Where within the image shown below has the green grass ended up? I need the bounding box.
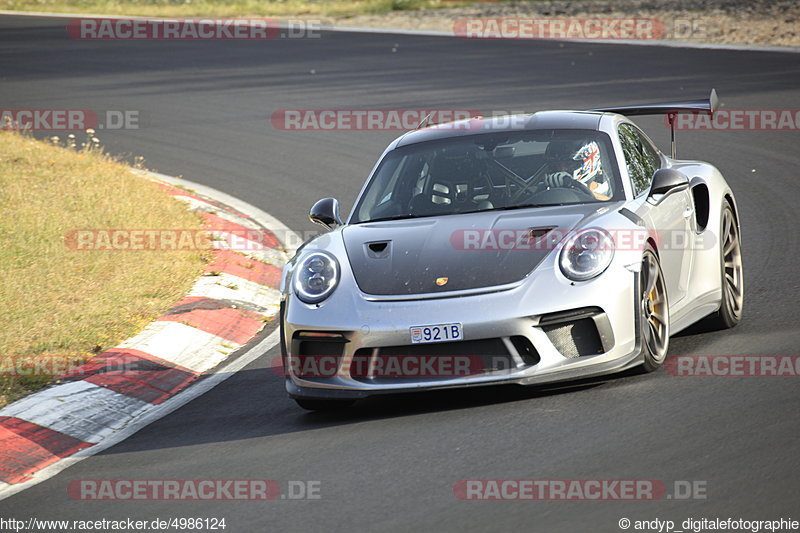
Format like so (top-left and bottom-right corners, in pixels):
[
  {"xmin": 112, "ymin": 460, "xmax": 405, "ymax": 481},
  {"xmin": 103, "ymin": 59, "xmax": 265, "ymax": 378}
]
[{"xmin": 0, "ymin": 131, "xmax": 209, "ymax": 407}]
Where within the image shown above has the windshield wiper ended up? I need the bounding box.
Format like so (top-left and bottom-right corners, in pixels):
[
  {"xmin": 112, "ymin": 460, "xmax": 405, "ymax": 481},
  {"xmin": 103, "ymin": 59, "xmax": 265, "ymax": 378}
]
[
  {"xmin": 485, "ymin": 203, "xmax": 569, "ymax": 212},
  {"xmin": 363, "ymin": 204, "xmax": 569, "ymax": 222}
]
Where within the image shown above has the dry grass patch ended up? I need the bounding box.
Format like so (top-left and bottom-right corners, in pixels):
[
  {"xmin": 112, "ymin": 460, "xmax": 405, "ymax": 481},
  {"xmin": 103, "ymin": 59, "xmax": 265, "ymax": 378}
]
[
  {"xmin": 0, "ymin": 131, "xmax": 208, "ymax": 407},
  {"xmin": 0, "ymin": 0, "xmax": 478, "ymax": 18}
]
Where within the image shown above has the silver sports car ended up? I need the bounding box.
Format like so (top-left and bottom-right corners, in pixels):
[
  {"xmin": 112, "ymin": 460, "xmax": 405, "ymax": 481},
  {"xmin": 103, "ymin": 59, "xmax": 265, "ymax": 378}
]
[{"xmin": 279, "ymin": 90, "xmax": 743, "ymax": 410}]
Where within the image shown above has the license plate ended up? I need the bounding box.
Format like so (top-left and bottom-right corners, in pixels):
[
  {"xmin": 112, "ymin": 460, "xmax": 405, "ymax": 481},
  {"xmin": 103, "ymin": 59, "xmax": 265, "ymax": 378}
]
[{"xmin": 410, "ymin": 323, "xmax": 463, "ymax": 344}]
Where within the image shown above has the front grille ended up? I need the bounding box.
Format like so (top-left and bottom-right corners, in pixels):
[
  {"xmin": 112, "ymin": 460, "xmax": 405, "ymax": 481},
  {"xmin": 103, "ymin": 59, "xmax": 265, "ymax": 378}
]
[
  {"xmin": 351, "ymin": 338, "xmax": 536, "ymax": 382},
  {"xmin": 376, "ymin": 338, "xmax": 509, "ymax": 357}
]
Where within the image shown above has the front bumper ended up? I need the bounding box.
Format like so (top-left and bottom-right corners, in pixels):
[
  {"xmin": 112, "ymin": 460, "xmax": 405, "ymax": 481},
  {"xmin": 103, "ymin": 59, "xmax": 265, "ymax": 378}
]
[{"xmin": 282, "ymin": 262, "xmax": 643, "ymax": 400}]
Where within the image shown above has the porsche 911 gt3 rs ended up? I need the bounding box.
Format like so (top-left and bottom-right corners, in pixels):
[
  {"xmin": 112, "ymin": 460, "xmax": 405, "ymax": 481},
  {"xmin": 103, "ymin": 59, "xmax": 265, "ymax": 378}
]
[{"xmin": 278, "ymin": 89, "xmax": 743, "ymax": 410}]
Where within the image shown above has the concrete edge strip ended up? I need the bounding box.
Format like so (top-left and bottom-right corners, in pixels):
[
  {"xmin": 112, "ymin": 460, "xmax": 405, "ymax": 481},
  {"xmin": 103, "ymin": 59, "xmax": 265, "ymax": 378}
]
[
  {"xmin": 0, "ymin": 170, "xmax": 299, "ymax": 498},
  {"xmin": 0, "ymin": 10, "xmax": 797, "ymax": 55}
]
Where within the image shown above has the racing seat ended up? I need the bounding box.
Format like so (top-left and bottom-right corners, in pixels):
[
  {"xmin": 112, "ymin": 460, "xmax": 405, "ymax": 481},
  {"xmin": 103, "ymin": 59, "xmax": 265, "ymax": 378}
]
[{"xmin": 409, "ymin": 183, "xmax": 454, "ymax": 216}]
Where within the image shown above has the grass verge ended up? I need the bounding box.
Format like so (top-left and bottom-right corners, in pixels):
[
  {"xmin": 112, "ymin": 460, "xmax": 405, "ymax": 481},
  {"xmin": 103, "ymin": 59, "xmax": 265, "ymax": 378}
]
[
  {"xmin": 0, "ymin": 131, "xmax": 208, "ymax": 408},
  {"xmin": 0, "ymin": 0, "xmax": 486, "ymax": 18}
]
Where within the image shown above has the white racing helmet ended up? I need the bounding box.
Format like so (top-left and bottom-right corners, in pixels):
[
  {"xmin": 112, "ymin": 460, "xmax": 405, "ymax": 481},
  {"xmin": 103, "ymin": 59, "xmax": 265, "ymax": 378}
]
[
  {"xmin": 546, "ymin": 140, "xmax": 602, "ymax": 183},
  {"xmin": 571, "ymin": 141, "xmax": 602, "ymax": 184},
  {"xmin": 545, "ymin": 139, "xmax": 607, "ymax": 195}
]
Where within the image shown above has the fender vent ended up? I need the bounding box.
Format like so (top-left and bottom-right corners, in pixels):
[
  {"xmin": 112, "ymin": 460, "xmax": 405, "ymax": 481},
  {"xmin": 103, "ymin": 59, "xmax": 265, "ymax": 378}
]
[{"xmin": 691, "ymin": 183, "xmax": 710, "ymax": 231}]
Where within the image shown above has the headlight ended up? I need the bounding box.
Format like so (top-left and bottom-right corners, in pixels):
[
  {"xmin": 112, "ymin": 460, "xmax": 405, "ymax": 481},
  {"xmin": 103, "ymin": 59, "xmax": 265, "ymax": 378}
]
[
  {"xmin": 559, "ymin": 228, "xmax": 614, "ymax": 281},
  {"xmin": 293, "ymin": 251, "xmax": 340, "ymax": 303}
]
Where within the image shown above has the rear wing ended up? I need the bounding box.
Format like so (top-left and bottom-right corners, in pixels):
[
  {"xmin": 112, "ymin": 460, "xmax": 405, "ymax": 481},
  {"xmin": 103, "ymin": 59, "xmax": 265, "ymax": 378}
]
[{"xmin": 591, "ymin": 89, "xmax": 718, "ymax": 158}]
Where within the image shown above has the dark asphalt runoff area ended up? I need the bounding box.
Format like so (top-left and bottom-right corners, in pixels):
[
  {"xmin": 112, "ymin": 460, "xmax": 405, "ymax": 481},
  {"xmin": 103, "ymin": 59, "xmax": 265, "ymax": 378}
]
[{"xmin": 0, "ymin": 14, "xmax": 799, "ymax": 532}]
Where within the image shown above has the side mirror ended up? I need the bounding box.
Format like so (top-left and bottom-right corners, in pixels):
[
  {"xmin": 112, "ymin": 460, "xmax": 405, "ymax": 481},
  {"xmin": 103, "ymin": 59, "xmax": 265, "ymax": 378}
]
[
  {"xmin": 649, "ymin": 168, "xmax": 689, "ymax": 198},
  {"xmin": 309, "ymin": 197, "xmax": 342, "ymax": 230}
]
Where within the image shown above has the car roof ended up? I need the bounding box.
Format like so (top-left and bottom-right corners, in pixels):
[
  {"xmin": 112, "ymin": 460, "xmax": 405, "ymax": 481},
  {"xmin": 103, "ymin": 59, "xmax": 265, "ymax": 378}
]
[{"xmin": 395, "ymin": 110, "xmax": 605, "ymax": 147}]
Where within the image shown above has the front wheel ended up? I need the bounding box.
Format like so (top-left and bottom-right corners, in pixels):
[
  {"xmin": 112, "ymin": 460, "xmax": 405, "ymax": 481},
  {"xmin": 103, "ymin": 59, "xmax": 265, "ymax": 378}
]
[{"xmin": 640, "ymin": 248, "xmax": 670, "ymax": 372}]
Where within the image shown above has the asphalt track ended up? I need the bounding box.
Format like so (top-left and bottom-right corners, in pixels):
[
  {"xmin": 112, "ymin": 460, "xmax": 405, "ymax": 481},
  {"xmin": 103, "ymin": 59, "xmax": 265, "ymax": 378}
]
[{"xmin": 1, "ymin": 14, "xmax": 799, "ymax": 531}]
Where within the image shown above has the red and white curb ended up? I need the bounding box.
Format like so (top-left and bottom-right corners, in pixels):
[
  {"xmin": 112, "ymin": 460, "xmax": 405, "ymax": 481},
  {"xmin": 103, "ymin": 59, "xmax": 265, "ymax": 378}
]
[{"xmin": 0, "ymin": 171, "xmax": 298, "ymax": 499}]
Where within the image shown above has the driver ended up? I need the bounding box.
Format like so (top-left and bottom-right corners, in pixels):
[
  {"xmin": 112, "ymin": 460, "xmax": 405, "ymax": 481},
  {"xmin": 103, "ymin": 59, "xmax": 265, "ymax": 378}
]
[{"xmin": 542, "ymin": 140, "xmax": 611, "ymax": 201}]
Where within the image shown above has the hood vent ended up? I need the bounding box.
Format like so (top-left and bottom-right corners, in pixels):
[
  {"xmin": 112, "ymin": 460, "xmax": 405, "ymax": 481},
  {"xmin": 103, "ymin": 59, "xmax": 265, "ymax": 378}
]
[{"xmin": 366, "ymin": 241, "xmax": 391, "ymax": 259}]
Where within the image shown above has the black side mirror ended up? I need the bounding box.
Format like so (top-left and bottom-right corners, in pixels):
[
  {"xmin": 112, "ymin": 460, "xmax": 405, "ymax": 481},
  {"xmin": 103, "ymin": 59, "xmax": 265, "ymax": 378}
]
[
  {"xmin": 649, "ymin": 168, "xmax": 689, "ymax": 198},
  {"xmin": 309, "ymin": 198, "xmax": 342, "ymax": 230}
]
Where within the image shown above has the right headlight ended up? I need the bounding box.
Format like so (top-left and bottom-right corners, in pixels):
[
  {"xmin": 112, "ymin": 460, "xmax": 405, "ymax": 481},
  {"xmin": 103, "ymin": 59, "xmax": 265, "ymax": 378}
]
[
  {"xmin": 293, "ymin": 251, "xmax": 340, "ymax": 304},
  {"xmin": 559, "ymin": 228, "xmax": 615, "ymax": 281}
]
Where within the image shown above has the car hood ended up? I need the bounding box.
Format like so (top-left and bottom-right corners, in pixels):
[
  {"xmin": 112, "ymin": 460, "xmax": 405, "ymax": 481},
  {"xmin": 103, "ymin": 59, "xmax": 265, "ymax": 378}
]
[{"xmin": 342, "ymin": 204, "xmax": 616, "ymax": 296}]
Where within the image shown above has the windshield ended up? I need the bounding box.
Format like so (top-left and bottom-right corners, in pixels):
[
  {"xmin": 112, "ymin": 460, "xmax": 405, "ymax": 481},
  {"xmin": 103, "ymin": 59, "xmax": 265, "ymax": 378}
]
[{"xmin": 351, "ymin": 129, "xmax": 622, "ymax": 224}]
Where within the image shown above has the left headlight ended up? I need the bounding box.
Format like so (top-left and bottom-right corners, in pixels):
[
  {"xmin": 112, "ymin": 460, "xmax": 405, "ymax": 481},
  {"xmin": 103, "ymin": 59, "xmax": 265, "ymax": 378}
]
[
  {"xmin": 293, "ymin": 251, "xmax": 340, "ymax": 304},
  {"xmin": 559, "ymin": 228, "xmax": 615, "ymax": 281}
]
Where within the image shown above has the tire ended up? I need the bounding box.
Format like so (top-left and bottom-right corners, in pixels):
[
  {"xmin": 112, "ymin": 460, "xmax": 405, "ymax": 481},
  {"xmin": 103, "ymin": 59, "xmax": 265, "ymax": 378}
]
[
  {"xmin": 698, "ymin": 203, "xmax": 744, "ymax": 330},
  {"xmin": 640, "ymin": 247, "xmax": 670, "ymax": 372},
  {"xmin": 295, "ymin": 398, "xmax": 355, "ymax": 411}
]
